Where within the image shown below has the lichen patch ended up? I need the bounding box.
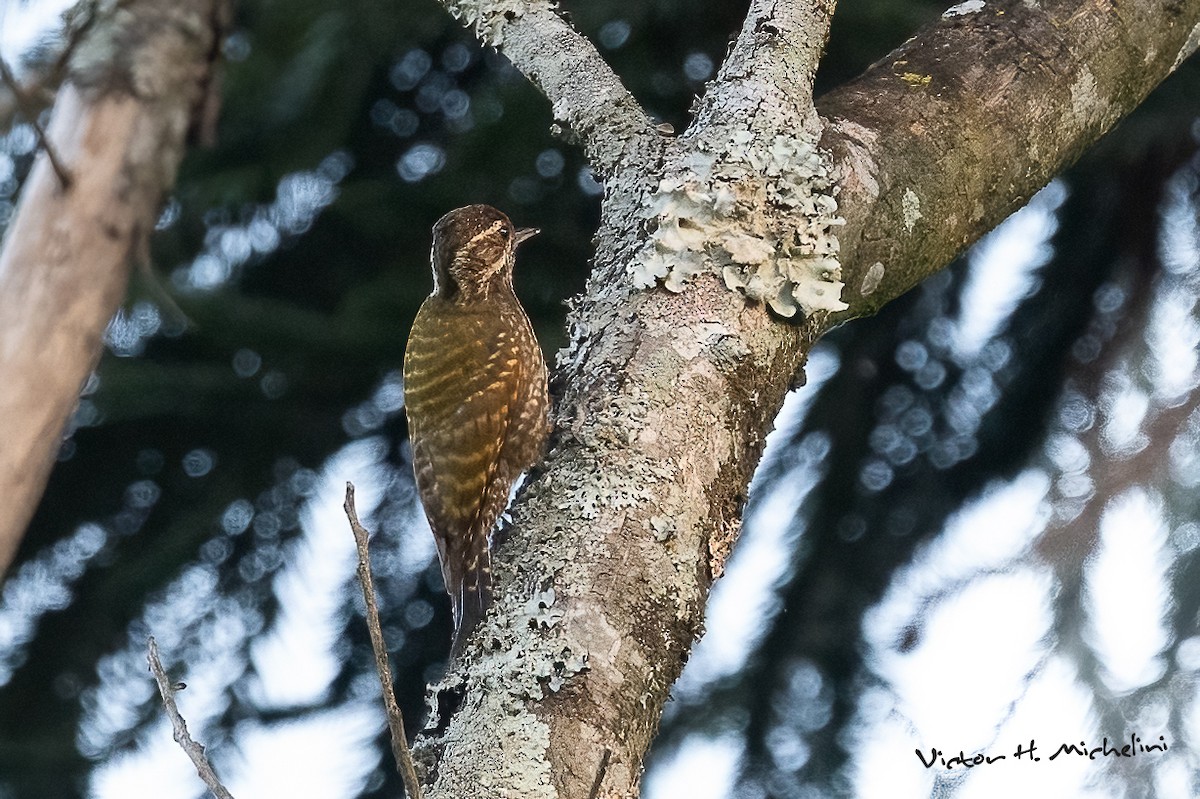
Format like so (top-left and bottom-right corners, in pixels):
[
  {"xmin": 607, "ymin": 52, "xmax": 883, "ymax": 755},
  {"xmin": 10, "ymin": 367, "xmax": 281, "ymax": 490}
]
[
  {"xmin": 900, "ymin": 72, "xmax": 932, "ymax": 87},
  {"xmin": 943, "ymin": 0, "xmax": 986, "ymax": 17},
  {"xmin": 902, "ymin": 189, "xmax": 922, "ymax": 232},
  {"xmin": 1067, "ymin": 67, "xmax": 1103, "ymax": 131},
  {"xmin": 443, "ymin": 0, "xmax": 528, "ymax": 47},
  {"xmin": 670, "ymin": 321, "xmax": 735, "ymax": 360},
  {"xmin": 629, "ymin": 132, "xmax": 846, "ymax": 318},
  {"xmin": 861, "ymin": 262, "xmax": 886, "ymax": 296}
]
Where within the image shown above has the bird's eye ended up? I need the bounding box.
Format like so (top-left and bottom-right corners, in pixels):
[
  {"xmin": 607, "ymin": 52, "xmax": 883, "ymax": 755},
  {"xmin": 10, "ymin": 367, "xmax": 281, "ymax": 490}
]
[{"xmin": 498, "ymin": 227, "xmax": 510, "ymax": 239}]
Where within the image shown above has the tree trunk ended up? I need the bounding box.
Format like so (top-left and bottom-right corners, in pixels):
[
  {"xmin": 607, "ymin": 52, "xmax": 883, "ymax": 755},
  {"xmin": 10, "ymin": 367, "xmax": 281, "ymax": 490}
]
[
  {"xmin": 0, "ymin": 0, "xmax": 224, "ymax": 576},
  {"xmin": 414, "ymin": 0, "xmax": 1200, "ymax": 797}
]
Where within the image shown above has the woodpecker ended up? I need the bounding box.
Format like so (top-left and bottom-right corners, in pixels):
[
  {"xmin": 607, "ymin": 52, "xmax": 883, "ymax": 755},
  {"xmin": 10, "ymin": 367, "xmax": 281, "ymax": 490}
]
[{"xmin": 403, "ymin": 205, "xmax": 551, "ymax": 654}]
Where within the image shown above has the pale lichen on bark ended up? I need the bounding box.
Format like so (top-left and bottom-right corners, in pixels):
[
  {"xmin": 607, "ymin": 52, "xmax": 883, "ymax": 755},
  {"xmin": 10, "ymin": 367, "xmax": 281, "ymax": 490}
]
[
  {"xmin": 627, "ymin": 0, "xmax": 845, "ymax": 319},
  {"xmin": 943, "ymin": 0, "xmax": 987, "ymax": 17},
  {"xmin": 439, "ymin": 0, "xmax": 530, "ymax": 47},
  {"xmin": 417, "ymin": 586, "xmax": 587, "ymax": 799},
  {"xmin": 630, "ymin": 132, "xmax": 846, "ymax": 318}
]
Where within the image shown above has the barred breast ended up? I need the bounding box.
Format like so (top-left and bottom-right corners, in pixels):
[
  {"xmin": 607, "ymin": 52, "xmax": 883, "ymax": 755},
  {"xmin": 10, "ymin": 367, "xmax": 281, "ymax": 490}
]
[{"xmin": 403, "ymin": 290, "xmax": 549, "ymax": 642}]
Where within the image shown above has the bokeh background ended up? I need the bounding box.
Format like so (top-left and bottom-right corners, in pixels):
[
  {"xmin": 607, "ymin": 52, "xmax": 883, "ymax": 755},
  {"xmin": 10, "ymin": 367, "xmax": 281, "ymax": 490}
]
[{"xmin": 2, "ymin": 0, "xmax": 1199, "ymax": 797}]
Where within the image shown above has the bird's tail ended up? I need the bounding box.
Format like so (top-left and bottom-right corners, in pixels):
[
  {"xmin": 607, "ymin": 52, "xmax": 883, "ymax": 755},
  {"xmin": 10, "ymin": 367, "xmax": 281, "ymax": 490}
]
[{"xmin": 450, "ymin": 548, "xmax": 493, "ymax": 658}]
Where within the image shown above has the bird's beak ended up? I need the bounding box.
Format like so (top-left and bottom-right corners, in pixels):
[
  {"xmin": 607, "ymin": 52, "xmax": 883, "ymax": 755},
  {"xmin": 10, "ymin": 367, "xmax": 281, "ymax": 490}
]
[{"xmin": 514, "ymin": 227, "xmax": 539, "ymax": 246}]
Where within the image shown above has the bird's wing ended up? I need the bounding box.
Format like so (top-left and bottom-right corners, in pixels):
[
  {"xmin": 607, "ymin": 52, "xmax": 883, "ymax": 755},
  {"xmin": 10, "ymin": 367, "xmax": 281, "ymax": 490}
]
[{"xmin": 404, "ymin": 303, "xmax": 521, "ymax": 625}]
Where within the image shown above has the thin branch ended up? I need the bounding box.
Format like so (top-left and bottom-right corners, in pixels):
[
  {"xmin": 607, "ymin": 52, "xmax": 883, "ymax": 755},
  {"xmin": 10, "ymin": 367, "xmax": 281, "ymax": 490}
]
[
  {"xmin": 0, "ymin": 57, "xmax": 72, "ymax": 189},
  {"xmin": 343, "ymin": 482, "xmax": 424, "ymax": 799},
  {"xmin": 146, "ymin": 636, "xmax": 235, "ymax": 799},
  {"xmin": 437, "ymin": 0, "xmax": 659, "ymax": 178}
]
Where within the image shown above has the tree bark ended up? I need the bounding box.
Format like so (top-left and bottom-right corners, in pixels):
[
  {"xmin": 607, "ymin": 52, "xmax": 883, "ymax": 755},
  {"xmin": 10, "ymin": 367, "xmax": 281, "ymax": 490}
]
[
  {"xmin": 414, "ymin": 0, "xmax": 1200, "ymax": 797},
  {"xmin": 821, "ymin": 0, "xmax": 1200, "ymax": 315},
  {"xmin": 0, "ymin": 0, "xmax": 224, "ymax": 576}
]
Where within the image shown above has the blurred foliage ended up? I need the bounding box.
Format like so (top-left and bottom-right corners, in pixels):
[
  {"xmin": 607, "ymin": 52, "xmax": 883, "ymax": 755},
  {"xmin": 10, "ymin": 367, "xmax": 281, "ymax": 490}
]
[{"xmin": 0, "ymin": 0, "xmax": 1198, "ymax": 797}]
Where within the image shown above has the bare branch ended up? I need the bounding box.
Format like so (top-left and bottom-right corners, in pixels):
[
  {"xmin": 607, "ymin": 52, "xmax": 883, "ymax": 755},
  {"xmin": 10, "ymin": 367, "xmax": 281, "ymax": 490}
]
[
  {"xmin": 343, "ymin": 482, "xmax": 424, "ymax": 799},
  {"xmin": 146, "ymin": 636, "xmax": 235, "ymax": 799},
  {"xmin": 436, "ymin": 0, "xmax": 659, "ymax": 178}
]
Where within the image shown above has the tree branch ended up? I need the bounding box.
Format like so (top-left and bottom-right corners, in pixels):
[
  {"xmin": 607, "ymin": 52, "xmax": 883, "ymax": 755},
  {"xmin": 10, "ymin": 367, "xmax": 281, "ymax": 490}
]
[
  {"xmin": 147, "ymin": 636, "xmax": 235, "ymax": 799},
  {"xmin": 820, "ymin": 0, "xmax": 1200, "ymax": 317},
  {"xmin": 436, "ymin": 0, "xmax": 659, "ymax": 178},
  {"xmin": 342, "ymin": 482, "xmax": 424, "ymax": 799},
  {"xmin": 693, "ymin": 0, "xmax": 837, "ymax": 138},
  {"xmin": 413, "ymin": 0, "xmax": 1200, "ymax": 796},
  {"xmin": 0, "ymin": 0, "xmax": 222, "ymax": 577}
]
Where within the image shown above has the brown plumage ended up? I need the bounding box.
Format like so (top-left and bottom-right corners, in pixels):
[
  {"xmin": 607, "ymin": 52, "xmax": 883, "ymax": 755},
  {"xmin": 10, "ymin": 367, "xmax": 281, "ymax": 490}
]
[{"xmin": 403, "ymin": 205, "xmax": 551, "ymax": 653}]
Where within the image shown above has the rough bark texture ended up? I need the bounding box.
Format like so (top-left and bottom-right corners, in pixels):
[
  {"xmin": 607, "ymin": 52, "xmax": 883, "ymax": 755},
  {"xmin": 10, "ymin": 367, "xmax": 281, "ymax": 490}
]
[
  {"xmin": 439, "ymin": 0, "xmax": 660, "ymax": 178},
  {"xmin": 821, "ymin": 0, "xmax": 1200, "ymax": 316},
  {"xmin": 415, "ymin": 0, "xmax": 1200, "ymax": 797},
  {"xmin": 0, "ymin": 0, "xmax": 223, "ymax": 577}
]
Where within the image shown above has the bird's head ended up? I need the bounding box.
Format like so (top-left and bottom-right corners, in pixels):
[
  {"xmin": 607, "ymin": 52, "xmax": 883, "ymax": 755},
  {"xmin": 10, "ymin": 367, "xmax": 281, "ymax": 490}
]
[{"xmin": 429, "ymin": 204, "xmax": 538, "ymax": 301}]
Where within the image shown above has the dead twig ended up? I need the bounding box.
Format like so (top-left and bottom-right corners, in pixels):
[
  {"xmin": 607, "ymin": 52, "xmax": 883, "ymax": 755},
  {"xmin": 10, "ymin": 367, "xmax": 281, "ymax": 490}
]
[
  {"xmin": 343, "ymin": 481, "xmax": 424, "ymax": 799},
  {"xmin": 146, "ymin": 636, "xmax": 235, "ymax": 799}
]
